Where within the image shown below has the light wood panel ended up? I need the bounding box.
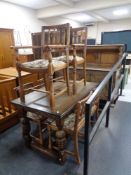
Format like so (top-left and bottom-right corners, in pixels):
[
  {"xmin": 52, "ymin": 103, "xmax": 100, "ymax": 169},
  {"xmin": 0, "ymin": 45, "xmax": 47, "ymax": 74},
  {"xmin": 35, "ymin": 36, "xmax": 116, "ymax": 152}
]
[{"xmin": 0, "ymin": 28, "xmax": 15, "ymax": 68}]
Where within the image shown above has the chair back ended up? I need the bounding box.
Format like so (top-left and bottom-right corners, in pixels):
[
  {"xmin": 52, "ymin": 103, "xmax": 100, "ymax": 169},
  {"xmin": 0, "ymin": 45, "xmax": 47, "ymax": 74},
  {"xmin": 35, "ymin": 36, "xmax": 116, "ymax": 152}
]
[
  {"xmin": 74, "ymin": 91, "xmax": 93, "ymax": 131},
  {"xmin": 71, "ymin": 27, "xmax": 87, "ymax": 45},
  {"xmin": 41, "ymin": 23, "xmax": 70, "ymax": 46}
]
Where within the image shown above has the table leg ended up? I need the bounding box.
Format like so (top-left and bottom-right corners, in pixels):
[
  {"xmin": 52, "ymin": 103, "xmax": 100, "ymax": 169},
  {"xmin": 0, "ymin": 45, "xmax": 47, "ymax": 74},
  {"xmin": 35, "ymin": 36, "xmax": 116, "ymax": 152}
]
[
  {"xmin": 55, "ymin": 119, "xmax": 66, "ymax": 164},
  {"xmin": 20, "ymin": 110, "xmax": 31, "ymax": 147}
]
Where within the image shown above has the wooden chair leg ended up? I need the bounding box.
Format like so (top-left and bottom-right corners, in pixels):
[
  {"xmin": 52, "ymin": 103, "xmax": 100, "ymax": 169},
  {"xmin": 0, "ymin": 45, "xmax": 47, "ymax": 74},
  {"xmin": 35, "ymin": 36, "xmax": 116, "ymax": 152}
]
[
  {"xmin": 83, "ymin": 62, "xmax": 86, "ymax": 86},
  {"xmin": 72, "ymin": 60, "xmax": 77, "ymax": 95},
  {"xmin": 73, "ymin": 134, "xmax": 80, "ymax": 164},
  {"xmin": 66, "ymin": 68, "xmax": 71, "ymax": 95},
  {"xmin": 47, "ymin": 125, "xmax": 52, "ymax": 150},
  {"xmin": 39, "ymin": 121, "xmax": 44, "ymax": 145}
]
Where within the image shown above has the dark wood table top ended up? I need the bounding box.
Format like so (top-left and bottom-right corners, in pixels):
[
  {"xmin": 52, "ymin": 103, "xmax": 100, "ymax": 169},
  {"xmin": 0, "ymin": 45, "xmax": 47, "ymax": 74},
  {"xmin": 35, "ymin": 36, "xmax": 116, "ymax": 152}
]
[{"xmin": 11, "ymin": 82, "xmax": 97, "ymax": 119}]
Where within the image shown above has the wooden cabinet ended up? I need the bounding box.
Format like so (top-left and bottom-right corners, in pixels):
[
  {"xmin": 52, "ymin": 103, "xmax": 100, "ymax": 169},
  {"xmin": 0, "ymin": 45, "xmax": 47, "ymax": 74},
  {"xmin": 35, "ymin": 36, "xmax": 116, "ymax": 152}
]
[
  {"xmin": 69, "ymin": 67, "xmax": 120, "ymax": 100},
  {"xmin": 0, "ymin": 67, "xmax": 40, "ymax": 132},
  {"xmin": 86, "ymin": 44, "xmax": 125, "ymax": 68},
  {"xmin": 0, "ymin": 67, "xmax": 38, "ymax": 86},
  {"xmin": 31, "ymin": 32, "xmax": 41, "ymax": 59},
  {"xmin": 0, "ymin": 75, "xmax": 18, "ymax": 133},
  {"xmin": 17, "ymin": 54, "xmax": 33, "ymax": 63},
  {"xmin": 0, "ymin": 28, "xmax": 15, "ymax": 68},
  {"xmin": 70, "ymin": 44, "xmax": 124, "ymax": 101}
]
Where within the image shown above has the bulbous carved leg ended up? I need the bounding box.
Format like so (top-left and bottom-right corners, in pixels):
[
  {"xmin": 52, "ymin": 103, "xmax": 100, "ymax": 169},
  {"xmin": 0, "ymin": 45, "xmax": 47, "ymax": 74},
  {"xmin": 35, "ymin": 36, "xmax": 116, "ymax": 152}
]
[{"xmin": 55, "ymin": 119, "xmax": 66, "ymax": 164}]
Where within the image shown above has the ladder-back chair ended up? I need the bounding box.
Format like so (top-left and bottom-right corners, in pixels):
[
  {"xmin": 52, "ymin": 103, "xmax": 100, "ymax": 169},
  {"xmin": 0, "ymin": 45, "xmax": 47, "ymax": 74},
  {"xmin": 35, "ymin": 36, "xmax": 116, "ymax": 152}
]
[
  {"xmin": 16, "ymin": 23, "xmax": 71, "ymax": 111},
  {"xmin": 41, "ymin": 23, "xmax": 71, "ymax": 98},
  {"xmin": 14, "ymin": 82, "xmax": 48, "ymax": 146},
  {"xmin": 70, "ymin": 27, "xmax": 87, "ymax": 94},
  {"xmin": 48, "ymin": 90, "xmax": 99, "ymax": 164}
]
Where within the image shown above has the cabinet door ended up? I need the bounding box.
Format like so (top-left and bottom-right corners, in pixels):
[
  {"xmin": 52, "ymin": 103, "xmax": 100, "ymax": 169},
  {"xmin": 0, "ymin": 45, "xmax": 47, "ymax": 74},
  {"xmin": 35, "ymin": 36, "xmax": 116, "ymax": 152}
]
[
  {"xmin": 100, "ymin": 53, "xmax": 119, "ymax": 68},
  {"xmin": 0, "ymin": 29, "xmax": 15, "ymax": 68}
]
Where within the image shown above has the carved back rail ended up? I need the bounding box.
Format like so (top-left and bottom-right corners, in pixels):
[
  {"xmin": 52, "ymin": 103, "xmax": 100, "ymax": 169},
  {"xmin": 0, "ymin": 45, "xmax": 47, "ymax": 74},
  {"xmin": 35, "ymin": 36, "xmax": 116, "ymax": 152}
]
[
  {"xmin": 41, "ymin": 23, "xmax": 70, "ymax": 46},
  {"xmin": 71, "ymin": 27, "xmax": 87, "ymax": 45}
]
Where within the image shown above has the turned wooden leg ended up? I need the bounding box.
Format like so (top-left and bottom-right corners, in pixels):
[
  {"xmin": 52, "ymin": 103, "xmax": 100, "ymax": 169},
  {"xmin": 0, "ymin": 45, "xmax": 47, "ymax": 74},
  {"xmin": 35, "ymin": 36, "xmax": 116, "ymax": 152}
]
[
  {"xmin": 72, "ymin": 45, "xmax": 77, "ymax": 95},
  {"xmin": 65, "ymin": 68, "xmax": 70, "ymax": 96},
  {"xmin": 38, "ymin": 121, "xmax": 44, "ymax": 145},
  {"xmin": 45, "ymin": 46, "xmax": 55, "ymax": 110},
  {"xmin": 65, "ymin": 47, "xmax": 70, "ymax": 96},
  {"xmin": 83, "ymin": 46, "xmax": 86, "ymax": 86},
  {"xmin": 20, "ymin": 110, "xmax": 31, "ymax": 148},
  {"xmin": 55, "ymin": 119, "xmax": 66, "ymax": 164},
  {"xmin": 73, "ymin": 65, "xmax": 77, "ymax": 95},
  {"xmin": 83, "ymin": 62, "xmax": 86, "ymax": 86}
]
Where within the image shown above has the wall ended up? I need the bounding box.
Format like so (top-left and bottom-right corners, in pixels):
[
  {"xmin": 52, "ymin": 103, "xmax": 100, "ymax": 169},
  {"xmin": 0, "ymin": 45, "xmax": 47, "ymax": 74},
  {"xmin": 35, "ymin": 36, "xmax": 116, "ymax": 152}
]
[
  {"xmin": 0, "ymin": 1, "xmax": 82, "ymax": 54},
  {"xmin": 0, "ymin": 1, "xmax": 45, "ymax": 46},
  {"xmin": 1, "ymin": 1, "xmax": 131, "ymax": 46},
  {"xmin": 87, "ymin": 18, "xmax": 131, "ymax": 44},
  {"xmin": 42, "ymin": 17, "xmax": 82, "ymax": 28},
  {"xmin": 43, "ymin": 17, "xmax": 131, "ymax": 45}
]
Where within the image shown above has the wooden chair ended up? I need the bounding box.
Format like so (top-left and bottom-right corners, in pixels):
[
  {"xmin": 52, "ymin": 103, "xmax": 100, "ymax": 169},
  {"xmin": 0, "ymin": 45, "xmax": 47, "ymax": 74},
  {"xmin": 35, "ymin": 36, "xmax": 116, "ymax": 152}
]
[
  {"xmin": 15, "ymin": 82, "xmax": 48, "ymax": 146},
  {"xmin": 48, "ymin": 90, "xmax": 99, "ymax": 164},
  {"xmin": 16, "ymin": 23, "xmax": 71, "ymax": 111},
  {"xmin": 41, "ymin": 23, "xmax": 71, "ymax": 95},
  {"xmin": 70, "ymin": 27, "xmax": 87, "ymax": 94},
  {"xmin": 52, "ymin": 26, "xmax": 88, "ymax": 94},
  {"xmin": 31, "ymin": 26, "xmax": 87, "ymax": 95}
]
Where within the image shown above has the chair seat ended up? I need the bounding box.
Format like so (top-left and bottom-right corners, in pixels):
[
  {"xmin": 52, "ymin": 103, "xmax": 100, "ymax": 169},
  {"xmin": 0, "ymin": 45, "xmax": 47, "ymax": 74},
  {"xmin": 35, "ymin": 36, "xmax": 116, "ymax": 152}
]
[
  {"xmin": 64, "ymin": 104, "xmax": 97, "ymax": 129},
  {"xmin": 64, "ymin": 113, "xmax": 76, "ymax": 130},
  {"xmin": 50, "ymin": 113, "xmax": 76, "ymax": 131},
  {"xmin": 50, "ymin": 103, "xmax": 97, "ymax": 131},
  {"xmin": 22, "ymin": 59, "xmax": 67, "ymax": 71},
  {"xmin": 53, "ymin": 55, "xmax": 84, "ymax": 64},
  {"xmin": 51, "ymin": 113, "xmax": 85, "ymax": 131}
]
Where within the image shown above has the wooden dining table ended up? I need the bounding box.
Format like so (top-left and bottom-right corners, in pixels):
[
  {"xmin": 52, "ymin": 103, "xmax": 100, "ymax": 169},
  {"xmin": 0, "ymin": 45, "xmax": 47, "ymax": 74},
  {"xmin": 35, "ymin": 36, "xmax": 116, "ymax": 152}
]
[{"xmin": 11, "ymin": 81, "xmax": 97, "ymax": 163}]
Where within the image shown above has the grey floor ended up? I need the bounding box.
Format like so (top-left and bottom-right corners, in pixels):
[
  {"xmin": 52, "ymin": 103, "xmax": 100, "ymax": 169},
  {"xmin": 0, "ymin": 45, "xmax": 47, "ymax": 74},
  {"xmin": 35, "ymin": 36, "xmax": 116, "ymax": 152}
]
[{"xmin": 0, "ymin": 75, "xmax": 131, "ymax": 175}]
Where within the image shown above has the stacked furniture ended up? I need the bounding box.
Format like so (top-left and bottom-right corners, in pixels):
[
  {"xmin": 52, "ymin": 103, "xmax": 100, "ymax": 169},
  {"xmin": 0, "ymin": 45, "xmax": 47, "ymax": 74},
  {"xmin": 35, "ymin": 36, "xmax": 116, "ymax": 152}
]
[
  {"xmin": 11, "ymin": 23, "xmax": 99, "ymax": 164},
  {"xmin": 15, "ymin": 23, "xmax": 71, "ymax": 110},
  {"xmin": 1, "ymin": 23, "xmax": 125, "ymax": 164}
]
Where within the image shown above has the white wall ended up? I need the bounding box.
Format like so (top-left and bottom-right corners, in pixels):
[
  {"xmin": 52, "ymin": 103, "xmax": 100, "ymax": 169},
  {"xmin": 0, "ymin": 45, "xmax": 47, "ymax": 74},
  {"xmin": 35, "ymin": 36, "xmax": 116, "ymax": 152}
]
[
  {"xmin": 0, "ymin": 1, "xmax": 45, "ymax": 46},
  {"xmin": 0, "ymin": 1, "xmax": 81, "ymax": 53},
  {"xmin": 1, "ymin": 1, "xmax": 131, "ymax": 46},
  {"xmin": 42, "ymin": 17, "xmax": 82, "ymax": 27},
  {"xmin": 43, "ymin": 17, "xmax": 131, "ymax": 45},
  {"xmin": 87, "ymin": 18, "xmax": 131, "ymax": 44}
]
